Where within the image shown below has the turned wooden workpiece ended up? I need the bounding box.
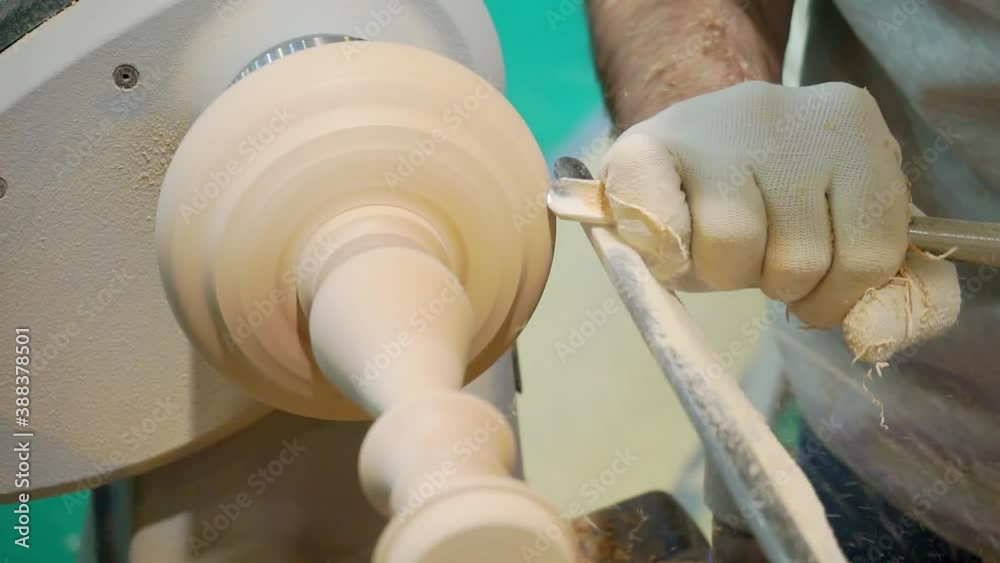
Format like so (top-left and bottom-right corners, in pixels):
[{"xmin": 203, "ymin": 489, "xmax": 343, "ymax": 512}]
[{"xmin": 156, "ymin": 42, "xmax": 570, "ymax": 563}]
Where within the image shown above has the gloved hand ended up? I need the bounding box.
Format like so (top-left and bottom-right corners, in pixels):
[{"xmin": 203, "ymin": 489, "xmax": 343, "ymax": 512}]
[{"xmin": 600, "ymin": 81, "xmax": 960, "ymax": 364}]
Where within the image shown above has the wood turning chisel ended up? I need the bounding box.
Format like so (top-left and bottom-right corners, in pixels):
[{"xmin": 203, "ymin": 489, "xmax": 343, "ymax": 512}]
[
  {"xmin": 551, "ymin": 156, "xmax": 847, "ymax": 563},
  {"xmin": 549, "ymin": 156, "xmax": 1000, "ymax": 267}
]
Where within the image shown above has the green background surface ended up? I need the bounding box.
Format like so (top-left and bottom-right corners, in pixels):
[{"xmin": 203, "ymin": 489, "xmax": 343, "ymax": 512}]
[{"xmin": 1, "ymin": 1, "xmax": 602, "ymax": 561}]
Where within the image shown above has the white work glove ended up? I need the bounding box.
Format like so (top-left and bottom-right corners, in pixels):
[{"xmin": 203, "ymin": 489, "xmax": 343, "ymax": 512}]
[{"xmin": 601, "ymin": 81, "xmax": 960, "ymax": 364}]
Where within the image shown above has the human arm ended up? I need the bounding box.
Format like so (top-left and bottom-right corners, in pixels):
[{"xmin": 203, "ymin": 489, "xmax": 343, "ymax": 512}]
[{"xmin": 587, "ymin": 0, "xmax": 794, "ymax": 130}]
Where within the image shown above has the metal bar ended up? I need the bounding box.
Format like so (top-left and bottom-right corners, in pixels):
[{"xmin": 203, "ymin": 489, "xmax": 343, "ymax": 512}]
[
  {"xmin": 909, "ymin": 216, "xmax": 1000, "ymax": 266},
  {"xmin": 553, "ymin": 157, "xmax": 846, "ymax": 563}
]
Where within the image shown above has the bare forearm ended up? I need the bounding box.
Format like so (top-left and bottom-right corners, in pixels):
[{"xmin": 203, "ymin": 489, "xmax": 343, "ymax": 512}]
[{"xmin": 588, "ymin": 0, "xmax": 793, "ymax": 130}]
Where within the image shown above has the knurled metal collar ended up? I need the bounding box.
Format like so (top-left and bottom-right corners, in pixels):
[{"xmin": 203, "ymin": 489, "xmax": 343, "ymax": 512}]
[{"xmin": 233, "ymin": 34, "xmax": 364, "ymax": 84}]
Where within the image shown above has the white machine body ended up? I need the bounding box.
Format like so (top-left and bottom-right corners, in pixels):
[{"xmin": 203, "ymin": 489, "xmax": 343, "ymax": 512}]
[{"xmin": 1, "ymin": 2, "xmax": 573, "ymax": 562}]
